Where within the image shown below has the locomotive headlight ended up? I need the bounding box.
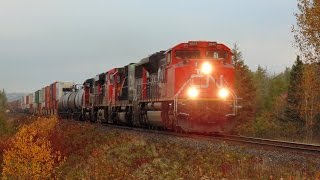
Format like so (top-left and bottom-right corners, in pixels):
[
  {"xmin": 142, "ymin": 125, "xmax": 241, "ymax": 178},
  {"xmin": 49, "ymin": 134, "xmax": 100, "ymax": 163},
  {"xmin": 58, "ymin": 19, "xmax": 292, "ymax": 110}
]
[
  {"xmin": 187, "ymin": 87, "xmax": 199, "ymax": 99},
  {"xmin": 201, "ymin": 62, "xmax": 213, "ymax": 75},
  {"xmin": 218, "ymin": 88, "xmax": 229, "ymax": 99}
]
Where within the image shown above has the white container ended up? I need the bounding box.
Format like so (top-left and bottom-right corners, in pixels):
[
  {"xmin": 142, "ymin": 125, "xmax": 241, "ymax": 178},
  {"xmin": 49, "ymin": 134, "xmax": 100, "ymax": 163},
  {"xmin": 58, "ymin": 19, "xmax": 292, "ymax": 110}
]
[
  {"xmin": 33, "ymin": 92, "xmax": 36, "ymax": 103},
  {"xmin": 21, "ymin": 96, "xmax": 26, "ymax": 110},
  {"xmin": 28, "ymin": 93, "xmax": 34, "ymax": 104},
  {"xmin": 56, "ymin": 81, "xmax": 75, "ymax": 100},
  {"xmin": 41, "ymin": 87, "xmax": 46, "ymax": 104},
  {"xmin": 39, "ymin": 90, "xmax": 42, "ymax": 103}
]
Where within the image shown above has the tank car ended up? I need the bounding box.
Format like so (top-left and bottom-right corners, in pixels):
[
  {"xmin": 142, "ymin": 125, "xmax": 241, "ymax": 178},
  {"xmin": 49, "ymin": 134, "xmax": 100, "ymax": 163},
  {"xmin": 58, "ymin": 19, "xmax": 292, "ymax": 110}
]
[{"xmin": 58, "ymin": 86, "xmax": 84, "ymax": 119}]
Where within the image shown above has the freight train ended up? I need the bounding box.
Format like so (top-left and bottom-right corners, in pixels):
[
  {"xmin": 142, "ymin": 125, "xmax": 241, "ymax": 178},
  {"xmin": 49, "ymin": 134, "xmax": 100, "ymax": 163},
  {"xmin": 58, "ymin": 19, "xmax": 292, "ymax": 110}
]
[{"xmin": 21, "ymin": 41, "xmax": 238, "ymax": 133}]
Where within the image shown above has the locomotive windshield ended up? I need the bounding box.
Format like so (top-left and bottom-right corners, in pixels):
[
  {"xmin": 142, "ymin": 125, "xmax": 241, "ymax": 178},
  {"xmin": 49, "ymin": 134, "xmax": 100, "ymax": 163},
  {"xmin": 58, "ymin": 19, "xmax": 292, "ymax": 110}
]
[
  {"xmin": 175, "ymin": 50, "xmax": 200, "ymax": 59},
  {"xmin": 206, "ymin": 50, "xmax": 228, "ymax": 59},
  {"xmin": 175, "ymin": 50, "xmax": 228, "ymax": 59}
]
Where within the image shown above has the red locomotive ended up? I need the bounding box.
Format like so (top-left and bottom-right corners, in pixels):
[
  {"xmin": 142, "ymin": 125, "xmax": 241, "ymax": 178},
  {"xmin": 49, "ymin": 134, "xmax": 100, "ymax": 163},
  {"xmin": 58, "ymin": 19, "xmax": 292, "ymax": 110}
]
[{"xmin": 23, "ymin": 41, "xmax": 238, "ymax": 133}]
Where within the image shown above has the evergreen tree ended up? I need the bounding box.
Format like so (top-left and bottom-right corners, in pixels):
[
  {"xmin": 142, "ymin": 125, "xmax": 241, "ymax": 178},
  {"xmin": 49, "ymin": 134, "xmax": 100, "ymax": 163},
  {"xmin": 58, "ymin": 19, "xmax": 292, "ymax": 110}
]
[
  {"xmin": 232, "ymin": 44, "xmax": 256, "ymax": 131},
  {"xmin": 0, "ymin": 89, "xmax": 7, "ymax": 111},
  {"xmin": 286, "ymin": 56, "xmax": 304, "ymax": 123},
  {"xmin": 268, "ymin": 68, "xmax": 291, "ymax": 104},
  {"xmin": 253, "ymin": 66, "xmax": 269, "ymax": 114},
  {"xmin": 268, "ymin": 68, "xmax": 291, "ymax": 121}
]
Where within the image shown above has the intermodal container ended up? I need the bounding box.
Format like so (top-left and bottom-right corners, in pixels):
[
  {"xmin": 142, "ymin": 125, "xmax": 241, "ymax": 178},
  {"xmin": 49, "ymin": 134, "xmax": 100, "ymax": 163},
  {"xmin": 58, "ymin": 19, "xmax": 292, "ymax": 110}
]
[
  {"xmin": 26, "ymin": 95, "xmax": 29, "ymax": 105},
  {"xmin": 21, "ymin": 96, "xmax": 26, "ymax": 109},
  {"xmin": 35, "ymin": 90, "xmax": 40, "ymax": 104},
  {"xmin": 29, "ymin": 93, "xmax": 34, "ymax": 111},
  {"xmin": 40, "ymin": 87, "xmax": 45, "ymax": 108},
  {"xmin": 56, "ymin": 82, "xmax": 74, "ymax": 99},
  {"xmin": 50, "ymin": 83, "xmax": 54, "ymax": 110},
  {"xmin": 40, "ymin": 88, "xmax": 44, "ymax": 103},
  {"xmin": 45, "ymin": 86, "xmax": 50, "ymax": 109}
]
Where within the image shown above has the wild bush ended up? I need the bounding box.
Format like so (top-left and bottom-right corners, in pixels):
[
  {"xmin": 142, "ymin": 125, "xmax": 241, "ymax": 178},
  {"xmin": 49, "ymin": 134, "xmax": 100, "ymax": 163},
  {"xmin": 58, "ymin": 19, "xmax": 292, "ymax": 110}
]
[
  {"xmin": 0, "ymin": 113, "xmax": 6, "ymax": 136},
  {"xmin": 1, "ymin": 117, "xmax": 65, "ymax": 179}
]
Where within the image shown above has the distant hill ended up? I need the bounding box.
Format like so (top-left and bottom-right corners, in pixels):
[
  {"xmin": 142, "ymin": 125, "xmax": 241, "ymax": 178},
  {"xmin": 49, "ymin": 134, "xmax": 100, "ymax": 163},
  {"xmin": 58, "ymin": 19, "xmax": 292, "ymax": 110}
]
[{"xmin": 7, "ymin": 93, "xmax": 26, "ymax": 102}]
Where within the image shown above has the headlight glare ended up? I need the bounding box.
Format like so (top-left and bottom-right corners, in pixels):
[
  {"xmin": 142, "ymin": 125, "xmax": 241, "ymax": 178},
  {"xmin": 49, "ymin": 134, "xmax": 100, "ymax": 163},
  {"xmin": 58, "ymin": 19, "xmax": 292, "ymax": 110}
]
[
  {"xmin": 187, "ymin": 87, "xmax": 199, "ymax": 99},
  {"xmin": 218, "ymin": 88, "xmax": 229, "ymax": 99},
  {"xmin": 201, "ymin": 62, "xmax": 213, "ymax": 75}
]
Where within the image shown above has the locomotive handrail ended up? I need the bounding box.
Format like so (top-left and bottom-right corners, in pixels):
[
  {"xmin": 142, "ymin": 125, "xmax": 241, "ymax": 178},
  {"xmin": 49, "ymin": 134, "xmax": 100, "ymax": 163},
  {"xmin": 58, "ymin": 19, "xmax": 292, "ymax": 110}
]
[
  {"xmin": 174, "ymin": 77, "xmax": 193, "ymax": 114},
  {"xmin": 222, "ymin": 79, "xmax": 238, "ymax": 116},
  {"xmin": 210, "ymin": 75, "xmax": 238, "ymax": 116},
  {"xmin": 137, "ymin": 80, "xmax": 160, "ymax": 102},
  {"xmin": 174, "ymin": 74, "xmax": 206, "ymax": 114}
]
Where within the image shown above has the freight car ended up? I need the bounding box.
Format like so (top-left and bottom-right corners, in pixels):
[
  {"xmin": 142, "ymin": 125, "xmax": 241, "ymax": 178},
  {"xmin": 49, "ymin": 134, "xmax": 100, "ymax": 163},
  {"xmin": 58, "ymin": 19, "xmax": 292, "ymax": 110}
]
[
  {"xmin": 58, "ymin": 85, "xmax": 84, "ymax": 119},
  {"xmin": 58, "ymin": 41, "xmax": 239, "ymax": 133},
  {"xmin": 21, "ymin": 82, "xmax": 75, "ymax": 115}
]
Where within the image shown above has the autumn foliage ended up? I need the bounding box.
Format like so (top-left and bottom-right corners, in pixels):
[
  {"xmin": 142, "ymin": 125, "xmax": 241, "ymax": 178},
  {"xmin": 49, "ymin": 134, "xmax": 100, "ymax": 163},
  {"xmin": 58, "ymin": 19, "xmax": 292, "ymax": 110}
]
[
  {"xmin": 0, "ymin": 114, "xmax": 319, "ymax": 179},
  {"xmin": 1, "ymin": 117, "xmax": 65, "ymax": 179},
  {"xmin": 293, "ymin": 0, "xmax": 320, "ymax": 62}
]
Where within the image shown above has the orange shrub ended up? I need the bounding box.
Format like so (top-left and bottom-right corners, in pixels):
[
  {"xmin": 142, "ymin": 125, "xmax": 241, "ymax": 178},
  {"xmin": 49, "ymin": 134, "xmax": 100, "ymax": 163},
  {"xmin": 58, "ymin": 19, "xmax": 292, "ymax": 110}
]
[{"xmin": 1, "ymin": 117, "xmax": 65, "ymax": 179}]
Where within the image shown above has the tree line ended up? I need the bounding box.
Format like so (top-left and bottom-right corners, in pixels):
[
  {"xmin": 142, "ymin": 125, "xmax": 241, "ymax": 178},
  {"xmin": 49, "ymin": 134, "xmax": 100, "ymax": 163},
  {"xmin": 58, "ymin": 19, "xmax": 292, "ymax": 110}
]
[
  {"xmin": 232, "ymin": 0, "xmax": 320, "ymax": 141},
  {"xmin": 233, "ymin": 52, "xmax": 320, "ymax": 141}
]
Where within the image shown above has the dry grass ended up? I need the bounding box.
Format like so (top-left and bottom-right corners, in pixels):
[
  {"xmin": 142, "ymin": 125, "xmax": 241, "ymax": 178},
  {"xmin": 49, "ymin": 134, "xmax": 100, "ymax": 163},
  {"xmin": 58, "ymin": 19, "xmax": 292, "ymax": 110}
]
[{"xmin": 0, "ymin": 115, "xmax": 320, "ymax": 179}]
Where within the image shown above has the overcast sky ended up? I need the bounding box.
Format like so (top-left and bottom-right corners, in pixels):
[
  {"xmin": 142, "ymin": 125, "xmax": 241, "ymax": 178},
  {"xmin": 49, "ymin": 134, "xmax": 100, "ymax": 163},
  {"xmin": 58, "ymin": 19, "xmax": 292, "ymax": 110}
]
[{"xmin": 0, "ymin": 0, "xmax": 297, "ymax": 93}]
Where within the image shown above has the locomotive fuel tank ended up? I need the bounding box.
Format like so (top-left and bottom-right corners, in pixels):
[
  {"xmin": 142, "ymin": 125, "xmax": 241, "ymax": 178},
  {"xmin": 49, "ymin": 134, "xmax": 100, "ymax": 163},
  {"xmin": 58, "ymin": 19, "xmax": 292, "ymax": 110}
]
[
  {"xmin": 146, "ymin": 102, "xmax": 162, "ymax": 111},
  {"xmin": 117, "ymin": 112, "xmax": 127, "ymax": 123},
  {"xmin": 146, "ymin": 111, "xmax": 164, "ymax": 127}
]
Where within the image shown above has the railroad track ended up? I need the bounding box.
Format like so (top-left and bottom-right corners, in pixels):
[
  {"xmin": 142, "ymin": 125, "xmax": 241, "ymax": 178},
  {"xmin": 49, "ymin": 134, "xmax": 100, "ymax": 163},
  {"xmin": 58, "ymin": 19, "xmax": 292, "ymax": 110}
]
[
  {"xmin": 214, "ymin": 135, "xmax": 320, "ymax": 154},
  {"xmin": 102, "ymin": 123, "xmax": 320, "ymax": 154}
]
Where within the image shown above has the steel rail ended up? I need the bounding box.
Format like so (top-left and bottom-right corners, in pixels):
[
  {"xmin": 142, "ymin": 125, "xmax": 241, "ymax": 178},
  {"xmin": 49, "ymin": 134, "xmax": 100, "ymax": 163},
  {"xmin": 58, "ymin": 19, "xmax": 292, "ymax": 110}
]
[{"xmin": 214, "ymin": 134, "xmax": 320, "ymax": 153}]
